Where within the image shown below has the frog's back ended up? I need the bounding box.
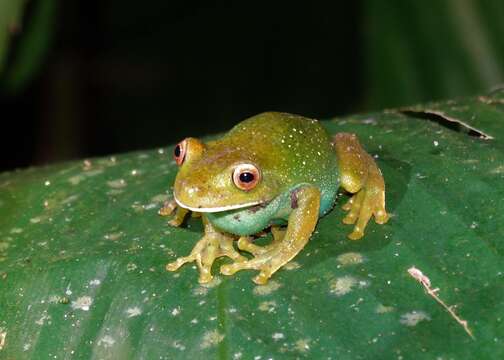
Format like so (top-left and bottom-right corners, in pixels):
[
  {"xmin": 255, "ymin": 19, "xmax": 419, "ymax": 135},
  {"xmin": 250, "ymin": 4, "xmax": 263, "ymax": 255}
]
[{"xmin": 225, "ymin": 112, "xmax": 340, "ymax": 215}]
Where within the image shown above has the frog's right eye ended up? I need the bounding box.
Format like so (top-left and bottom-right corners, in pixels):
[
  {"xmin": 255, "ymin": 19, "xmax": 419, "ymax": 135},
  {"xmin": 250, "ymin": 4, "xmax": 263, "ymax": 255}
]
[{"xmin": 174, "ymin": 140, "xmax": 187, "ymax": 165}]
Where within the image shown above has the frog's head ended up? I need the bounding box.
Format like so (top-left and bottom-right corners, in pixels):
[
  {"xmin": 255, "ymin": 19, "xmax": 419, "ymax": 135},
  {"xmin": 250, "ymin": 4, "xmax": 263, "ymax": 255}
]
[{"xmin": 172, "ymin": 137, "xmax": 283, "ymax": 213}]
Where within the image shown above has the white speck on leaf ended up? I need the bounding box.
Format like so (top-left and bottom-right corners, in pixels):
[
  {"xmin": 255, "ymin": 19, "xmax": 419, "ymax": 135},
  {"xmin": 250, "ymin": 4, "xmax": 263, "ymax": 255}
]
[
  {"xmin": 272, "ymin": 333, "xmax": 284, "ymax": 341},
  {"xmin": 104, "ymin": 232, "xmax": 123, "ymax": 241},
  {"xmin": 107, "ymin": 179, "xmax": 127, "ymax": 189},
  {"xmin": 193, "ymin": 276, "xmax": 222, "ymax": 295},
  {"xmin": 376, "ymin": 304, "xmax": 395, "ymax": 314},
  {"xmin": 253, "ymin": 280, "xmax": 281, "ymax": 296},
  {"xmin": 98, "ymin": 335, "xmax": 115, "ymax": 348},
  {"xmin": 200, "ymin": 330, "xmax": 224, "ymax": 349},
  {"xmin": 400, "ymin": 311, "xmax": 431, "ymax": 326},
  {"xmin": 336, "ymin": 252, "xmax": 365, "ymax": 266},
  {"xmin": 258, "ymin": 301, "xmax": 276, "ymax": 313},
  {"xmin": 68, "ymin": 175, "xmax": 86, "ymax": 185},
  {"xmin": 330, "ymin": 276, "xmax": 368, "ymax": 296},
  {"xmin": 71, "ymin": 296, "xmax": 93, "ymax": 311},
  {"xmin": 294, "ymin": 338, "xmax": 310, "ymax": 352},
  {"xmin": 126, "ymin": 307, "xmax": 142, "ymax": 318},
  {"xmin": 171, "ymin": 307, "xmax": 181, "ymax": 316},
  {"xmin": 283, "ymin": 261, "xmax": 301, "ymax": 270}
]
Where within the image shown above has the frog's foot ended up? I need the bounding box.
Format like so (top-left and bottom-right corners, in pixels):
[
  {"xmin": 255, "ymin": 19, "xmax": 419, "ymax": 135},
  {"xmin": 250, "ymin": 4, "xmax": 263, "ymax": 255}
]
[
  {"xmin": 158, "ymin": 199, "xmax": 190, "ymax": 227},
  {"xmin": 221, "ymin": 187, "xmax": 320, "ymax": 285},
  {"xmin": 221, "ymin": 247, "xmax": 289, "ymax": 284},
  {"xmin": 159, "ymin": 200, "xmax": 177, "ymax": 216},
  {"xmin": 236, "ymin": 226, "xmax": 286, "ymax": 256},
  {"xmin": 334, "ymin": 133, "xmax": 389, "ymax": 240},
  {"xmin": 166, "ymin": 231, "xmax": 245, "ymax": 283}
]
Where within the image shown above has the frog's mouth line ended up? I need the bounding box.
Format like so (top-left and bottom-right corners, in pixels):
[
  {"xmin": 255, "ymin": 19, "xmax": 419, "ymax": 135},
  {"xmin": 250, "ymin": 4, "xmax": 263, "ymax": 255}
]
[{"xmin": 173, "ymin": 193, "xmax": 265, "ymax": 213}]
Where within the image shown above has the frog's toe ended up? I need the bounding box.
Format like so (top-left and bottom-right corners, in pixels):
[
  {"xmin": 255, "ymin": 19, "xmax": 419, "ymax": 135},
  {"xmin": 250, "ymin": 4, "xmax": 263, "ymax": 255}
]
[
  {"xmin": 345, "ymin": 184, "xmax": 388, "ymax": 240},
  {"xmin": 220, "ymin": 263, "xmax": 241, "ymax": 276},
  {"xmin": 197, "ymin": 268, "xmax": 214, "ymax": 284},
  {"xmin": 347, "ymin": 229, "xmax": 364, "ymax": 240},
  {"xmin": 342, "ymin": 192, "xmax": 364, "ymax": 225},
  {"xmin": 159, "ymin": 200, "xmax": 177, "ymax": 216},
  {"xmin": 374, "ymin": 209, "xmax": 389, "ymax": 224},
  {"xmin": 166, "ymin": 255, "xmax": 194, "ymax": 271},
  {"xmin": 168, "ymin": 218, "xmax": 184, "ymax": 227},
  {"xmin": 220, "ymin": 248, "xmax": 284, "ymax": 284},
  {"xmin": 237, "ymin": 237, "xmax": 268, "ymax": 256},
  {"xmin": 253, "ymin": 270, "xmax": 272, "ymax": 285},
  {"xmin": 342, "ymin": 212, "xmax": 358, "ymax": 225},
  {"xmin": 341, "ymin": 196, "xmax": 354, "ymax": 211}
]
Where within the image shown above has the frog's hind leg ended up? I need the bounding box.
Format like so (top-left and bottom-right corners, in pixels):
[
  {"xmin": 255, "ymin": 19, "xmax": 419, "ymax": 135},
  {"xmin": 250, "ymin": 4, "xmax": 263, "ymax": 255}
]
[
  {"xmin": 333, "ymin": 133, "xmax": 389, "ymax": 240},
  {"xmin": 221, "ymin": 186, "xmax": 320, "ymax": 284},
  {"xmin": 236, "ymin": 226, "xmax": 286, "ymax": 256}
]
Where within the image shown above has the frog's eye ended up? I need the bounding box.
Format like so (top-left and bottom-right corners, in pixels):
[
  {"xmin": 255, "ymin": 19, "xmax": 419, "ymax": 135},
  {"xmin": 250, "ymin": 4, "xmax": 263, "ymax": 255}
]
[
  {"xmin": 174, "ymin": 140, "xmax": 187, "ymax": 165},
  {"xmin": 233, "ymin": 163, "xmax": 261, "ymax": 191}
]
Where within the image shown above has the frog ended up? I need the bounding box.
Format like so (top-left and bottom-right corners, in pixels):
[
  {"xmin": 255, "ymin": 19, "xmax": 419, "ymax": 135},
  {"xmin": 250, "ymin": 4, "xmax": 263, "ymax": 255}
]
[{"xmin": 160, "ymin": 112, "xmax": 389, "ymax": 285}]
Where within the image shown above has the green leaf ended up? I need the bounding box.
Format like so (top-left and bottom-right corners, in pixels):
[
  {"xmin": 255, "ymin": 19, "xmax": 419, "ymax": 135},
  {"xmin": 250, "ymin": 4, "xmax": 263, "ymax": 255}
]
[
  {"xmin": 1, "ymin": 91, "xmax": 504, "ymax": 358},
  {"xmin": 0, "ymin": 0, "xmax": 27, "ymax": 76}
]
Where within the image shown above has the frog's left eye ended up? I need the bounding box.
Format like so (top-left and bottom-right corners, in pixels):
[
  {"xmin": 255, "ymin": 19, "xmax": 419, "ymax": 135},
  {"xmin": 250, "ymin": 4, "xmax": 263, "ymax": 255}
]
[
  {"xmin": 233, "ymin": 163, "xmax": 261, "ymax": 191},
  {"xmin": 174, "ymin": 140, "xmax": 187, "ymax": 165}
]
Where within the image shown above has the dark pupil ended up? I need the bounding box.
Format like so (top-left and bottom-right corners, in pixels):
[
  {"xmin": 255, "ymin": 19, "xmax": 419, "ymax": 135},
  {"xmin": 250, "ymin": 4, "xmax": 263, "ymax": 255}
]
[
  {"xmin": 239, "ymin": 172, "xmax": 255, "ymax": 183},
  {"xmin": 174, "ymin": 145, "xmax": 181, "ymax": 158}
]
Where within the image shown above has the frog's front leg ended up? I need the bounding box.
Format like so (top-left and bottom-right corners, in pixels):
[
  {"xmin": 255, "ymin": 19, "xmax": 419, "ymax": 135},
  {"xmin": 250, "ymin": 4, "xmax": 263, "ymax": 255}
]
[
  {"xmin": 166, "ymin": 216, "xmax": 246, "ymax": 283},
  {"xmin": 221, "ymin": 186, "xmax": 320, "ymax": 285},
  {"xmin": 159, "ymin": 199, "xmax": 189, "ymax": 226},
  {"xmin": 334, "ymin": 133, "xmax": 389, "ymax": 240}
]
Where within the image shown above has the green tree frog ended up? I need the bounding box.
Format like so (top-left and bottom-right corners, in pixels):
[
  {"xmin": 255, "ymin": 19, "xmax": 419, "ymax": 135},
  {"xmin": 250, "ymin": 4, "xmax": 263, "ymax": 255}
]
[{"xmin": 160, "ymin": 112, "xmax": 389, "ymax": 285}]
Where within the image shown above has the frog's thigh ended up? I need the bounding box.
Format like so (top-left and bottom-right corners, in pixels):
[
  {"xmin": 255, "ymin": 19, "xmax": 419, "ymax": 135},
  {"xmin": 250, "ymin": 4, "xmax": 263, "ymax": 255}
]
[
  {"xmin": 221, "ymin": 186, "xmax": 320, "ymax": 284},
  {"xmin": 334, "ymin": 132, "xmax": 389, "ymax": 240}
]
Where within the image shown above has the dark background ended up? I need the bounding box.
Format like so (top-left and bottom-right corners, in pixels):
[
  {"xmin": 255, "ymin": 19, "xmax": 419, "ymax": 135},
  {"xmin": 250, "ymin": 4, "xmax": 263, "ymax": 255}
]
[{"xmin": 1, "ymin": 0, "xmax": 503, "ymax": 172}]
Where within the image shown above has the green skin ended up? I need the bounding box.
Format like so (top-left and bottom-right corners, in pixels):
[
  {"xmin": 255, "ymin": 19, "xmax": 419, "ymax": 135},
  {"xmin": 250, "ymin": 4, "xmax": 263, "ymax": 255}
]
[
  {"xmin": 174, "ymin": 112, "xmax": 339, "ymax": 236},
  {"xmin": 165, "ymin": 112, "xmax": 389, "ymax": 284}
]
